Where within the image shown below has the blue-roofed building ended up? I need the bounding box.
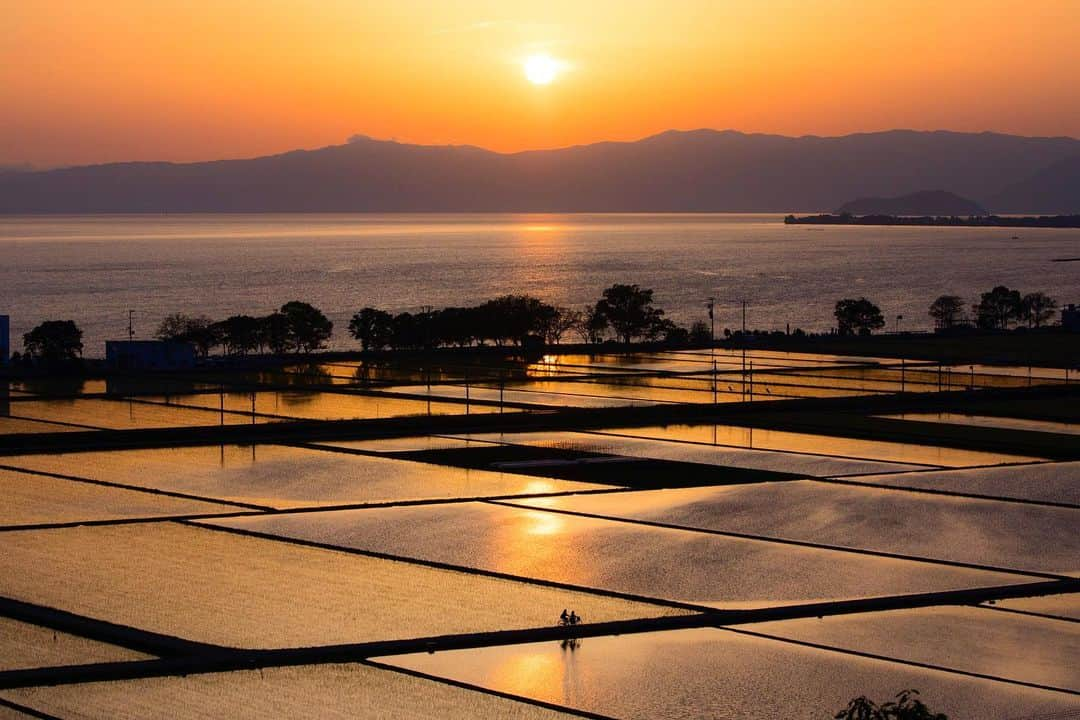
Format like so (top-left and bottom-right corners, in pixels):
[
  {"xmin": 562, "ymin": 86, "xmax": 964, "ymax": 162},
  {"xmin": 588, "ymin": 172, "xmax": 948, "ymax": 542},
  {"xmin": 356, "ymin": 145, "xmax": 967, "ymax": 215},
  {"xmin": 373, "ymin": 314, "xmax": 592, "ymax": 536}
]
[
  {"xmin": 0, "ymin": 315, "xmax": 9, "ymax": 365},
  {"xmin": 105, "ymin": 340, "xmax": 196, "ymax": 370},
  {"xmin": 1063, "ymin": 304, "xmax": 1080, "ymax": 332}
]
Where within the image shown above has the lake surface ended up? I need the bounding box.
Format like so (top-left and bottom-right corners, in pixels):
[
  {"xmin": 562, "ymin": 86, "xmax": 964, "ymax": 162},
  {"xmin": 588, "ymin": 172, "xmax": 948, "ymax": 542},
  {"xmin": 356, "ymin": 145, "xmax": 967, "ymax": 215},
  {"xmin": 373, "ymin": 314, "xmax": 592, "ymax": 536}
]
[{"xmin": 1, "ymin": 213, "xmax": 1077, "ymax": 356}]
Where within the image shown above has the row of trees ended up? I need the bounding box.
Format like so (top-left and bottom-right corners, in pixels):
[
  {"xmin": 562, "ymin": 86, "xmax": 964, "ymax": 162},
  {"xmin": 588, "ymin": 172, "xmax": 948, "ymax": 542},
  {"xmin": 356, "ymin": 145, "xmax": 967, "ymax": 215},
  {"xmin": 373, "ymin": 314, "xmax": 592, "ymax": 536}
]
[
  {"xmin": 156, "ymin": 301, "xmax": 333, "ymax": 357},
  {"xmin": 347, "ymin": 285, "xmax": 703, "ymax": 351},
  {"xmin": 929, "ymin": 287, "xmax": 1058, "ymax": 330},
  {"xmin": 10, "ymin": 284, "xmax": 1063, "ymax": 365},
  {"xmin": 147, "ymin": 285, "xmax": 694, "ymax": 357},
  {"xmin": 834, "ymin": 286, "xmax": 1060, "ymax": 336}
]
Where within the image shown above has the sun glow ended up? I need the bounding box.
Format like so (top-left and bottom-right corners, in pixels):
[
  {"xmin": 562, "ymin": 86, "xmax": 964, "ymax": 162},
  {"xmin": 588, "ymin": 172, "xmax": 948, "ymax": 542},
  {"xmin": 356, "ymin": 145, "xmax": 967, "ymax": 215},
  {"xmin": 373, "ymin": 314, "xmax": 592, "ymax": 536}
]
[{"xmin": 523, "ymin": 54, "xmax": 562, "ymax": 85}]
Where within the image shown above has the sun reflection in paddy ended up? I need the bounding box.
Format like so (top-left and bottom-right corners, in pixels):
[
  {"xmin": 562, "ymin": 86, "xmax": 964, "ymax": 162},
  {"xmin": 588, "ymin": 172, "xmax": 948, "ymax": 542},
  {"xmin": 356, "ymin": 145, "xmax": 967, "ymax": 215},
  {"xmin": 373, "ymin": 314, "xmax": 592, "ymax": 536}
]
[
  {"xmin": 523, "ymin": 479, "xmax": 560, "ymax": 496},
  {"xmin": 490, "ymin": 651, "xmax": 567, "ymax": 706},
  {"xmin": 523, "ymin": 509, "xmax": 566, "ymax": 536}
]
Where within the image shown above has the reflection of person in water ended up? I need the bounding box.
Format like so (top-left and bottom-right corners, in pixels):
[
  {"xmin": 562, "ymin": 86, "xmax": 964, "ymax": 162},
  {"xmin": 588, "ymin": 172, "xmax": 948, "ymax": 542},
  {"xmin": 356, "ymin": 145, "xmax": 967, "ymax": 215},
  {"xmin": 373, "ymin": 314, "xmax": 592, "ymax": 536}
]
[{"xmin": 560, "ymin": 637, "xmax": 581, "ymax": 651}]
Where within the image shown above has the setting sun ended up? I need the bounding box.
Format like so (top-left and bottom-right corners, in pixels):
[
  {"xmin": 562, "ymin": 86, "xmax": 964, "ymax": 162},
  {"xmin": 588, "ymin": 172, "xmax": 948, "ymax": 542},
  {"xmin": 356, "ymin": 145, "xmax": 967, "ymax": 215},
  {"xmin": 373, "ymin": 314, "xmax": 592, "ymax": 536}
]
[{"xmin": 523, "ymin": 54, "xmax": 561, "ymax": 85}]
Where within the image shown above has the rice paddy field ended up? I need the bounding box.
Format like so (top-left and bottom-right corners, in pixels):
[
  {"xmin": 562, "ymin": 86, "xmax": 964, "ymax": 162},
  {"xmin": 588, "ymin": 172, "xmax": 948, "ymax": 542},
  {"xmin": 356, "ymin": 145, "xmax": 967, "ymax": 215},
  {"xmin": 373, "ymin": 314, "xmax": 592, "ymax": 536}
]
[
  {"xmin": 1, "ymin": 347, "xmax": 1077, "ymax": 719},
  {"xmin": 0, "ymin": 619, "xmax": 148, "ymax": 672}
]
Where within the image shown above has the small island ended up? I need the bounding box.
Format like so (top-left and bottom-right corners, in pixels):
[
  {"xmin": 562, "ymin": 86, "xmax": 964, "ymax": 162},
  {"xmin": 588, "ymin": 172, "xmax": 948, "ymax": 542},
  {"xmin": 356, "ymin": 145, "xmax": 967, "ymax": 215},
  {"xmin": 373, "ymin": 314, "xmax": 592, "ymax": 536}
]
[
  {"xmin": 786, "ymin": 189, "xmax": 1080, "ymax": 227},
  {"xmin": 784, "ymin": 213, "xmax": 1080, "ymax": 228}
]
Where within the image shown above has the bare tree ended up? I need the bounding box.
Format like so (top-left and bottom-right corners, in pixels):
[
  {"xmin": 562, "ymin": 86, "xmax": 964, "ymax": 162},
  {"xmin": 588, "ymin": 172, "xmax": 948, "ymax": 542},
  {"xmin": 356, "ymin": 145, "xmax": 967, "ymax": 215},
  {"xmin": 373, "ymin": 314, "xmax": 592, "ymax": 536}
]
[
  {"xmin": 928, "ymin": 295, "xmax": 965, "ymax": 330},
  {"xmin": 1020, "ymin": 292, "xmax": 1058, "ymax": 328}
]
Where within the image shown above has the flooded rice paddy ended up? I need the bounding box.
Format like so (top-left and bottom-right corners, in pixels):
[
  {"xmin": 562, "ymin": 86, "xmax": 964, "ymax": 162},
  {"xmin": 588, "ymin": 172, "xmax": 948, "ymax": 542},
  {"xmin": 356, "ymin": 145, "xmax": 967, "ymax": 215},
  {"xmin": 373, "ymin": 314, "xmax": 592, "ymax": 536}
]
[
  {"xmin": 386, "ymin": 628, "xmax": 1078, "ymax": 720},
  {"xmin": 0, "ymin": 347, "xmax": 1076, "ymax": 718},
  {"xmin": 0, "ymin": 444, "xmax": 605, "ymax": 509},
  {"xmin": 508, "ymin": 481, "xmax": 1080, "ymax": 574}
]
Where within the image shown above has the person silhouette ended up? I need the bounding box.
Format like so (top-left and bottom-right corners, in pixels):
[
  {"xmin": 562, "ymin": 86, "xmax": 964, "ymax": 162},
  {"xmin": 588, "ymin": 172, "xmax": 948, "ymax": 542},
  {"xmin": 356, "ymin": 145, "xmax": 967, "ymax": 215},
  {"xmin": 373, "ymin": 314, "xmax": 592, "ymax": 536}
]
[
  {"xmin": 559, "ymin": 609, "xmax": 569, "ymax": 625},
  {"xmin": 569, "ymin": 611, "xmax": 579, "ymax": 625}
]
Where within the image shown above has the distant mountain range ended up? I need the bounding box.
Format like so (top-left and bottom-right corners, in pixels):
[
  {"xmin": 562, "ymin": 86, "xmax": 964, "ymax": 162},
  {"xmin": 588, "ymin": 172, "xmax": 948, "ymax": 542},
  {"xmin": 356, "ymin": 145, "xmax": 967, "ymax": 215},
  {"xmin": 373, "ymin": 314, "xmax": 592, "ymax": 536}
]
[
  {"xmin": 1, "ymin": 129, "xmax": 1078, "ymax": 214},
  {"xmin": 836, "ymin": 190, "xmax": 989, "ymax": 216}
]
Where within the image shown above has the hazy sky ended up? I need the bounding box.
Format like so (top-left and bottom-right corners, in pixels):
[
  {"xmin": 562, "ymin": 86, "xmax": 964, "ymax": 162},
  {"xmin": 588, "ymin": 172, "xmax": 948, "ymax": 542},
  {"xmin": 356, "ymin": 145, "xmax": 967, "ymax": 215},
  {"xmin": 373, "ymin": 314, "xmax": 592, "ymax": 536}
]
[{"xmin": 3, "ymin": 0, "xmax": 1078, "ymax": 166}]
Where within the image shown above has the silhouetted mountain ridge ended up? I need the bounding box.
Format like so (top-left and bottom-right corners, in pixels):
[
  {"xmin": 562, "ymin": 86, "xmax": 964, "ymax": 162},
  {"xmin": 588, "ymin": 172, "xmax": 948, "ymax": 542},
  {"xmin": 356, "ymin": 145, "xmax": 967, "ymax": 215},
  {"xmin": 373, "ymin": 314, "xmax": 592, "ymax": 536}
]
[
  {"xmin": 990, "ymin": 155, "xmax": 1080, "ymax": 214},
  {"xmin": 1, "ymin": 129, "xmax": 1078, "ymax": 213}
]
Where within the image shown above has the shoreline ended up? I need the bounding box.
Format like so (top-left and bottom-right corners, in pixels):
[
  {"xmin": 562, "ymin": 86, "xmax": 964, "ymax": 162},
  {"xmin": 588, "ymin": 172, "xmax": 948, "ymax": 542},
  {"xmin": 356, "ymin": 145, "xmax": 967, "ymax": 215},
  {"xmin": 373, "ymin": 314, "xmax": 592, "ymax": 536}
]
[{"xmin": 785, "ymin": 214, "xmax": 1080, "ymax": 228}]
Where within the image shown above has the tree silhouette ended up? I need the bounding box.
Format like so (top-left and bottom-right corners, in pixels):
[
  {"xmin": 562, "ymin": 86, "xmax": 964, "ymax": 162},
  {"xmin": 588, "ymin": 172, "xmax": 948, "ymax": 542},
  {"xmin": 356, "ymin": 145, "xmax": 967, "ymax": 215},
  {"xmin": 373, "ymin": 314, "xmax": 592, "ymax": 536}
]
[
  {"xmin": 974, "ymin": 286, "xmax": 1022, "ymax": 329},
  {"xmin": 476, "ymin": 295, "xmax": 557, "ymax": 347},
  {"xmin": 155, "ymin": 313, "xmax": 219, "ymax": 357},
  {"xmin": 689, "ymin": 320, "xmax": 712, "ymax": 345},
  {"xmin": 595, "ymin": 284, "xmax": 664, "ymax": 344},
  {"xmin": 542, "ymin": 306, "xmax": 581, "ymax": 344},
  {"xmin": 348, "ymin": 307, "xmax": 395, "ymax": 351},
  {"xmin": 578, "ymin": 305, "xmax": 609, "ymax": 344},
  {"xmin": 1020, "ymin": 291, "xmax": 1058, "ymax": 328},
  {"xmin": 651, "ymin": 318, "xmax": 689, "ymax": 344},
  {"xmin": 834, "ymin": 298, "xmax": 885, "ymax": 336},
  {"xmin": 835, "ymin": 696, "xmax": 881, "ymax": 720},
  {"xmin": 260, "ymin": 312, "xmax": 292, "ymax": 354},
  {"xmin": 835, "ymin": 689, "xmax": 947, "ymax": 720},
  {"xmin": 216, "ymin": 315, "xmax": 260, "ymax": 355},
  {"xmin": 279, "ymin": 301, "xmax": 333, "ymax": 353},
  {"xmin": 23, "ymin": 320, "xmax": 83, "ymax": 363},
  {"xmin": 156, "ymin": 313, "xmax": 195, "ymax": 342},
  {"xmin": 927, "ymin": 295, "xmax": 965, "ymax": 330}
]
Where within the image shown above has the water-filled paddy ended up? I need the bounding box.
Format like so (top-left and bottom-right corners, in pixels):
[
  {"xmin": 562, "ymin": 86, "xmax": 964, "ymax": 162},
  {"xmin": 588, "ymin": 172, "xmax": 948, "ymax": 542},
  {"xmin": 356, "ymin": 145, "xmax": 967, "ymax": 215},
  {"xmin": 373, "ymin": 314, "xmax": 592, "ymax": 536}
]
[
  {"xmin": 452, "ymin": 430, "xmax": 923, "ymax": 477},
  {"xmin": 847, "ymin": 462, "xmax": 1080, "ymax": 506},
  {"xmin": 593, "ymin": 423, "xmax": 1042, "ymax": 467},
  {"xmin": 0, "ymin": 445, "xmax": 605, "ymax": 509},
  {"xmin": 884, "ymin": 412, "xmax": 1080, "ymax": 435},
  {"xmin": 0, "ymin": 704, "xmax": 32, "ymax": 720},
  {"xmin": 990, "ymin": 593, "xmax": 1080, "ymax": 621},
  {"xmin": 749, "ymin": 606, "xmax": 1080, "ymax": 691},
  {"xmin": 5, "ymin": 398, "xmax": 259, "ymax": 430},
  {"xmin": 138, "ymin": 390, "xmax": 500, "ymax": 421},
  {"xmin": 0, "ymin": 416, "xmax": 82, "ymax": 434},
  {"xmin": 0, "ymin": 617, "xmax": 149, "ymax": 672},
  {"xmin": 0, "ymin": 468, "xmax": 234, "ymax": 526},
  {"xmin": 391, "ymin": 382, "xmax": 652, "ymax": 408},
  {"xmin": 509, "ymin": 482, "xmax": 1079, "ymax": 574},
  {"xmin": 313, "ymin": 436, "xmax": 478, "ymax": 453},
  {"xmin": 1, "ymin": 662, "xmax": 576, "ymax": 720},
  {"xmin": 0, "ymin": 523, "xmax": 683, "ymax": 648},
  {"xmin": 212, "ymin": 502, "xmax": 1023, "ymax": 608},
  {"xmin": 386, "ymin": 627, "xmax": 1078, "ymax": 720}
]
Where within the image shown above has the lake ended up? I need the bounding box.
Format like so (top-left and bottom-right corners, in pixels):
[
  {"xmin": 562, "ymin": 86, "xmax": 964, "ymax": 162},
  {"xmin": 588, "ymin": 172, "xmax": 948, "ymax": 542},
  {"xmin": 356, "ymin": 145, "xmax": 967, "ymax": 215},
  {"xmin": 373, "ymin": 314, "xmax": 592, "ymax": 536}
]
[{"xmin": 1, "ymin": 213, "xmax": 1076, "ymax": 356}]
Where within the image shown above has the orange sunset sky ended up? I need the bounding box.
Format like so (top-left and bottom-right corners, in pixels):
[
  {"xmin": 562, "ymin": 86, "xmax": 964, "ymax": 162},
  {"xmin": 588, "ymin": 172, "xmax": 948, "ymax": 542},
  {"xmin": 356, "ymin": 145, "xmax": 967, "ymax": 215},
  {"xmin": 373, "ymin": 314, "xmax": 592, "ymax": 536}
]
[{"xmin": 2, "ymin": 0, "xmax": 1078, "ymax": 167}]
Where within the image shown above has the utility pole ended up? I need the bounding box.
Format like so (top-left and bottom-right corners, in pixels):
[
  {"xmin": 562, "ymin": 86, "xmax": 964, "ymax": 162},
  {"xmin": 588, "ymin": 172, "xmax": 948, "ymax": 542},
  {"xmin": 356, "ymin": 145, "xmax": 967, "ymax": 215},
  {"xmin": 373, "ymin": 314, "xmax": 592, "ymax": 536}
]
[
  {"xmin": 421, "ymin": 305, "xmax": 433, "ymax": 416},
  {"xmin": 706, "ymin": 298, "xmax": 716, "ymax": 344},
  {"xmin": 128, "ymin": 310, "xmax": 135, "ymax": 341},
  {"xmin": 741, "ymin": 300, "xmax": 747, "ymax": 334},
  {"xmin": 706, "ymin": 297, "xmax": 717, "ymax": 405}
]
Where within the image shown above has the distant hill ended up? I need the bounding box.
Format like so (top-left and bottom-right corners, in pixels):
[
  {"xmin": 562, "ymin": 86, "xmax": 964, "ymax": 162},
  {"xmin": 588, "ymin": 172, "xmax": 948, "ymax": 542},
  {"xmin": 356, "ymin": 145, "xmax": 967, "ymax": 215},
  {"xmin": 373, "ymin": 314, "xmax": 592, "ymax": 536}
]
[
  {"xmin": 1, "ymin": 129, "xmax": 1078, "ymax": 213},
  {"xmin": 990, "ymin": 155, "xmax": 1080, "ymax": 214},
  {"xmin": 836, "ymin": 190, "xmax": 989, "ymax": 216}
]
